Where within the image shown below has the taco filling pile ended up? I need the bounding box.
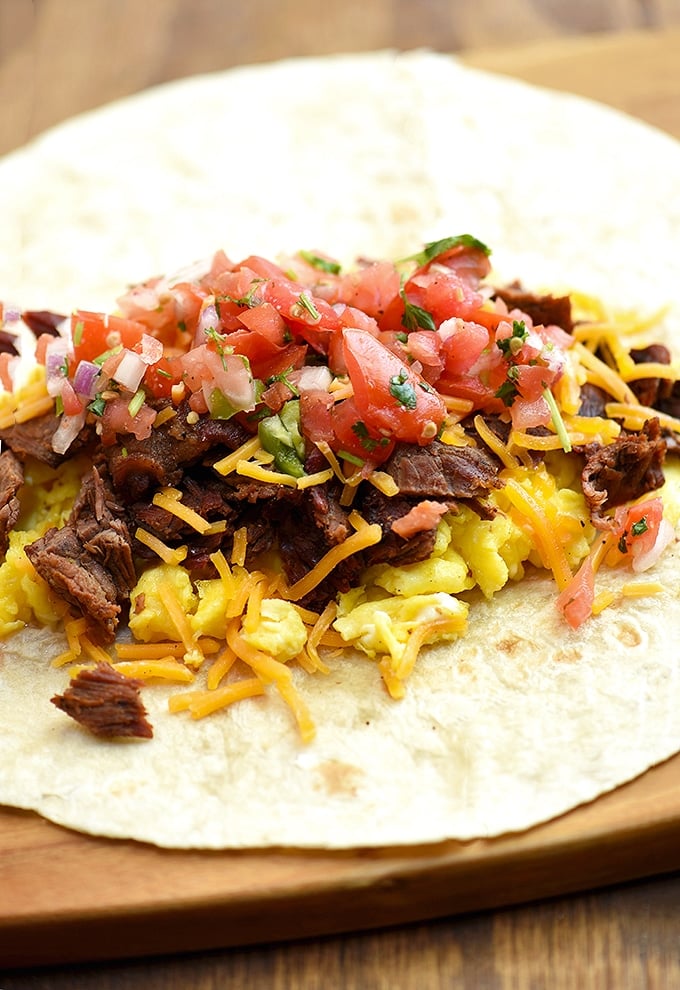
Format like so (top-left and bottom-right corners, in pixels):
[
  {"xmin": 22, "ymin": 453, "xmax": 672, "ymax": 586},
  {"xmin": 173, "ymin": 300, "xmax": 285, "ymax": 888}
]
[{"xmin": 1, "ymin": 235, "xmax": 679, "ymax": 743}]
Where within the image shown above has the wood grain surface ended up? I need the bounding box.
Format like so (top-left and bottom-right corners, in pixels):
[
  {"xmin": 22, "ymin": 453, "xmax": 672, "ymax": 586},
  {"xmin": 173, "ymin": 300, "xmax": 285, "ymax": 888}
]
[{"xmin": 2, "ymin": 3, "xmax": 680, "ymax": 988}]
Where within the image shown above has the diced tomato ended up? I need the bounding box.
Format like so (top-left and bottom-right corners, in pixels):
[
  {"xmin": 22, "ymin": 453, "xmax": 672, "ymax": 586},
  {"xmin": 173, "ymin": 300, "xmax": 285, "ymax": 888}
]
[
  {"xmin": 391, "ymin": 500, "xmax": 448, "ymax": 539},
  {"xmin": 299, "ymin": 389, "xmax": 335, "ymax": 446},
  {"xmin": 59, "ymin": 379, "xmax": 84, "ymax": 416},
  {"xmin": 342, "ymin": 328, "xmax": 446, "ymax": 445},
  {"xmin": 71, "ymin": 311, "xmax": 147, "ymax": 365},
  {"xmin": 405, "ymin": 331, "xmax": 445, "ymax": 383},
  {"xmin": 614, "ymin": 498, "xmax": 666, "ymax": 570},
  {"xmin": 439, "ymin": 319, "xmax": 490, "ymax": 377},
  {"xmin": 143, "ymin": 355, "xmax": 184, "ymax": 399},
  {"xmin": 237, "ymin": 302, "xmax": 288, "ymax": 345},
  {"xmin": 329, "ymin": 261, "xmax": 402, "ymax": 321},
  {"xmin": 227, "ymin": 333, "xmax": 307, "ymax": 382},
  {"xmin": 556, "ymin": 557, "xmax": 595, "ymax": 630},
  {"xmin": 330, "ymin": 396, "xmax": 394, "ymax": 464},
  {"xmin": 0, "ymin": 352, "xmax": 14, "ymax": 391},
  {"xmin": 436, "ymin": 373, "xmax": 503, "ymax": 413},
  {"xmin": 261, "ymin": 279, "xmax": 342, "ymax": 353}
]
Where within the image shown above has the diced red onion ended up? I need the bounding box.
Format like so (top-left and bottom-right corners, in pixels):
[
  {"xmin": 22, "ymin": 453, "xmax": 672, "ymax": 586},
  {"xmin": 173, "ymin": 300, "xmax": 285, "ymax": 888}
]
[
  {"xmin": 51, "ymin": 410, "xmax": 86, "ymax": 455},
  {"xmin": 112, "ymin": 349, "xmax": 146, "ymax": 392},
  {"xmin": 197, "ymin": 300, "xmax": 219, "ymax": 341},
  {"xmin": 45, "ymin": 338, "xmax": 72, "ymax": 396},
  {"xmin": 72, "ymin": 359, "xmax": 101, "ymax": 398}
]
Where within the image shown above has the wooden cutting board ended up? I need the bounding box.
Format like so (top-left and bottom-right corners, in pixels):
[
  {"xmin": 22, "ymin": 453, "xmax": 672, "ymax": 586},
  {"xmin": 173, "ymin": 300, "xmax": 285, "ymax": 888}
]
[
  {"xmin": 2, "ymin": 28, "xmax": 680, "ymax": 971},
  {"xmin": 3, "ymin": 754, "xmax": 680, "ymax": 967}
]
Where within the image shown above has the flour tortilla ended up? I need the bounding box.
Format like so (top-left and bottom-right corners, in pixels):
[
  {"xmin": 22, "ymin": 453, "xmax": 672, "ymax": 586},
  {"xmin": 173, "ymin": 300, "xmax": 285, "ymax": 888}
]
[{"xmin": 0, "ymin": 50, "xmax": 679, "ymax": 849}]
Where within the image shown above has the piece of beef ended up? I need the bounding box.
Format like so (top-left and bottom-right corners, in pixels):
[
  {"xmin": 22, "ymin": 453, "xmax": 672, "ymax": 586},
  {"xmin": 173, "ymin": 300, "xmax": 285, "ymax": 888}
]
[
  {"xmin": 0, "ymin": 412, "xmax": 94, "ymax": 467},
  {"xmin": 51, "ymin": 662, "xmax": 153, "ymax": 738},
  {"xmin": 578, "ymin": 383, "xmax": 610, "ymax": 419},
  {"xmin": 105, "ymin": 402, "xmax": 252, "ymax": 503},
  {"xmin": 307, "ymin": 482, "xmax": 352, "ymax": 546},
  {"xmin": 276, "ymin": 491, "xmax": 364, "ymax": 610},
  {"xmin": 628, "ymin": 343, "xmax": 673, "ymax": 409},
  {"xmin": 0, "ymin": 448, "xmax": 24, "ymax": 554},
  {"xmin": 581, "ymin": 418, "xmax": 666, "ymax": 528},
  {"xmin": 71, "ymin": 468, "xmax": 136, "ymax": 593},
  {"xmin": 382, "ymin": 440, "xmax": 502, "ymax": 501},
  {"xmin": 26, "ymin": 525, "xmax": 123, "ymax": 639},
  {"xmin": 493, "ymin": 283, "xmax": 573, "ymax": 333},
  {"xmin": 25, "ymin": 467, "xmax": 135, "ymax": 640}
]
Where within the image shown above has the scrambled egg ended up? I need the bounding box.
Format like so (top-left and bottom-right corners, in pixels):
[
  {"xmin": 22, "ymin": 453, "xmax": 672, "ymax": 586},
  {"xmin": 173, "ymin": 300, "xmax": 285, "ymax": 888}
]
[
  {"xmin": 0, "ymin": 447, "xmax": 604, "ymax": 667},
  {"xmin": 333, "ymin": 459, "xmax": 594, "ymax": 665},
  {"xmin": 0, "ymin": 458, "xmax": 84, "ymax": 636}
]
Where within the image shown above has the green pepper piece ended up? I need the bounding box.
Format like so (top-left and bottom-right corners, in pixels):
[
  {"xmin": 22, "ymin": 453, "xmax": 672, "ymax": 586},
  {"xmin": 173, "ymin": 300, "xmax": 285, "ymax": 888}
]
[
  {"xmin": 258, "ymin": 413, "xmax": 306, "ymax": 478},
  {"xmin": 279, "ymin": 399, "xmax": 305, "ymax": 458}
]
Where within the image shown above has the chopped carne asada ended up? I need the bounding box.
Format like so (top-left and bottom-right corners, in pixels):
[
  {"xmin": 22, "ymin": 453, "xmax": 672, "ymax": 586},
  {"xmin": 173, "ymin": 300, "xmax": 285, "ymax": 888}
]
[
  {"xmin": 0, "ymin": 448, "xmax": 23, "ymax": 555},
  {"xmin": 581, "ymin": 418, "xmax": 667, "ymax": 529},
  {"xmin": 51, "ymin": 662, "xmax": 153, "ymax": 738}
]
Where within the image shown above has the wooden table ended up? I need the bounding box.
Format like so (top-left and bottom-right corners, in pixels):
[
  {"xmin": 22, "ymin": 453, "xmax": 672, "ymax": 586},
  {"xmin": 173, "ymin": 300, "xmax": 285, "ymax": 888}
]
[{"xmin": 2, "ymin": 12, "xmax": 680, "ymax": 989}]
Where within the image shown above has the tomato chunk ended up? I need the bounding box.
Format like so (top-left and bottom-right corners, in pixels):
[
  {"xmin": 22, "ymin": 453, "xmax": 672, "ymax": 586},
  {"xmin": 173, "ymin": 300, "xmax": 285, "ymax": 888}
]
[{"xmin": 342, "ymin": 328, "xmax": 446, "ymax": 445}]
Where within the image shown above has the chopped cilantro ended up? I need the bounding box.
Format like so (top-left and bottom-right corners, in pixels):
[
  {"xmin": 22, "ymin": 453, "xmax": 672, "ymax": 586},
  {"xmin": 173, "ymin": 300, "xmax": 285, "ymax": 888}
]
[
  {"xmin": 219, "ymin": 278, "xmax": 265, "ymax": 309},
  {"xmin": 632, "ymin": 517, "xmax": 649, "ymax": 537},
  {"xmin": 403, "ymin": 234, "xmax": 491, "ymax": 267},
  {"xmin": 73, "ymin": 320, "xmax": 84, "ymax": 346},
  {"xmin": 542, "ymin": 387, "xmax": 572, "ymax": 453},
  {"xmin": 88, "ymin": 394, "xmax": 106, "ymax": 416},
  {"xmin": 177, "ymin": 320, "xmax": 187, "ymax": 333},
  {"xmin": 351, "ymin": 420, "xmax": 390, "ymax": 452},
  {"xmin": 401, "ymin": 293, "xmax": 436, "ymax": 332},
  {"xmin": 299, "ymin": 250, "xmax": 342, "ymax": 275},
  {"xmin": 395, "ymin": 331, "xmax": 409, "ymax": 343},
  {"xmin": 296, "ymin": 292, "xmax": 321, "ymax": 322},
  {"xmin": 497, "ymin": 320, "xmax": 529, "ymax": 357},
  {"xmin": 156, "ymin": 368, "xmax": 173, "ymax": 379},
  {"xmin": 495, "ymin": 379, "xmax": 518, "ymax": 407},
  {"xmin": 266, "ymin": 366, "xmax": 300, "ymax": 397},
  {"xmin": 127, "ymin": 388, "xmax": 146, "ymax": 418},
  {"xmin": 338, "ymin": 449, "xmax": 365, "ymax": 467},
  {"xmin": 389, "ymin": 368, "xmax": 418, "ymax": 409}
]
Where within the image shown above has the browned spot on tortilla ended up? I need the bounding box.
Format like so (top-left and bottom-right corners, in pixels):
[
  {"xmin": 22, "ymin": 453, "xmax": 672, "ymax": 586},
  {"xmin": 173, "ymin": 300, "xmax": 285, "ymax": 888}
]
[
  {"xmin": 554, "ymin": 646, "xmax": 584, "ymax": 664},
  {"xmin": 496, "ymin": 635, "xmax": 524, "ymax": 655},
  {"xmin": 316, "ymin": 759, "xmax": 363, "ymax": 798},
  {"xmin": 616, "ymin": 621, "xmax": 642, "ymax": 648}
]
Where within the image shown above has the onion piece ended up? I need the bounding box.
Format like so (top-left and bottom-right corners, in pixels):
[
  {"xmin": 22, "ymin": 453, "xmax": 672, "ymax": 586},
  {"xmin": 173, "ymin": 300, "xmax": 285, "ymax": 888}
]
[
  {"xmin": 72, "ymin": 359, "xmax": 101, "ymax": 398},
  {"xmin": 631, "ymin": 518, "xmax": 675, "ymax": 572},
  {"xmin": 45, "ymin": 338, "xmax": 72, "ymax": 396},
  {"xmin": 290, "ymin": 365, "xmax": 333, "ymax": 393},
  {"xmin": 52, "ymin": 409, "xmax": 86, "ymax": 455},
  {"xmin": 112, "ymin": 349, "xmax": 146, "ymax": 392}
]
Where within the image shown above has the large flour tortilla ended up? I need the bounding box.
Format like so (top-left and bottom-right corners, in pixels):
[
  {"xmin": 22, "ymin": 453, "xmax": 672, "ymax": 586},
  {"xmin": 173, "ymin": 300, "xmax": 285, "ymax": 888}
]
[{"xmin": 0, "ymin": 51, "xmax": 679, "ymax": 849}]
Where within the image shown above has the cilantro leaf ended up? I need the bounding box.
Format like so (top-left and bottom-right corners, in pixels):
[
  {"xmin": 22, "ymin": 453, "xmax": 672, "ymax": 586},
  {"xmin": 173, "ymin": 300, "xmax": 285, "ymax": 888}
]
[
  {"xmin": 496, "ymin": 320, "xmax": 529, "ymax": 357},
  {"xmin": 299, "ymin": 250, "xmax": 342, "ymax": 275},
  {"xmin": 404, "ymin": 234, "xmax": 491, "ymax": 268},
  {"xmin": 401, "ymin": 293, "xmax": 436, "ymax": 332},
  {"xmin": 389, "ymin": 368, "xmax": 418, "ymax": 409}
]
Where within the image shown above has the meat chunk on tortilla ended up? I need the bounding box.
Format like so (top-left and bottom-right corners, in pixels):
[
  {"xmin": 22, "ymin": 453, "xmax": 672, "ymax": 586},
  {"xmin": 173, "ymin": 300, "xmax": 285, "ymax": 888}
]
[
  {"xmin": 25, "ymin": 467, "xmax": 135, "ymax": 640},
  {"xmin": 0, "ymin": 448, "xmax": 23, "ymax": 554},
  {"xmin": 581, "ymin": 418, "xmax": 666, "ymax": 528},
  {"xmin": 51, "ymin": 662, "xmax": 153, "ymax": 738}
]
